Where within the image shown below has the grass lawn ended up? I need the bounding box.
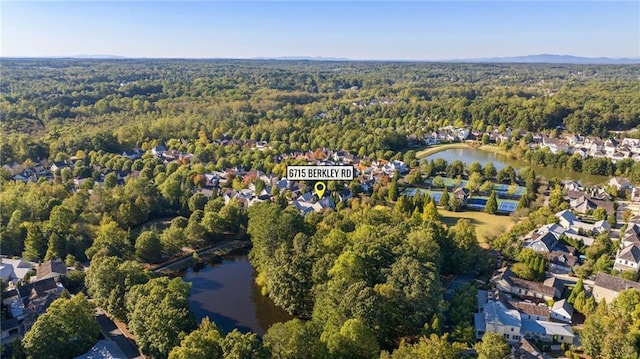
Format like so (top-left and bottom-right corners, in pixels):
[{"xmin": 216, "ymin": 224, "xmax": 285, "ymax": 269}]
[
  {"xmin": 477, "ymin": 145, "xmax": 510, "ymax": 157},
  {"xmin": 439, "ymin": 209, "xmax": 517, "ymax": 244},
  {"xmin": 415, "ymin": 143, "xmax": 473, "ymax": 158}
]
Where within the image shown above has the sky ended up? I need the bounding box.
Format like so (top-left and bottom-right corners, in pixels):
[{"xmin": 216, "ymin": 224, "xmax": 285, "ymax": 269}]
[{"xmin": 1, "ymin": 1, "xmax": 639, "ymax": 60}]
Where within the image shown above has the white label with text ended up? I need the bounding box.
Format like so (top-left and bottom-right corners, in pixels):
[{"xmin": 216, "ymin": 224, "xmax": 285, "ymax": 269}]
[{"xmin": 286, "ymin": 166, "xmax": 354, "ymax": 181}]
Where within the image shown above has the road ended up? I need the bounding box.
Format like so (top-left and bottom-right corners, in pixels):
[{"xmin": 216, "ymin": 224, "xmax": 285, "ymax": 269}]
[{"xmin": 95, "ymin": 308, "xmax": 143, "ymax": 359}]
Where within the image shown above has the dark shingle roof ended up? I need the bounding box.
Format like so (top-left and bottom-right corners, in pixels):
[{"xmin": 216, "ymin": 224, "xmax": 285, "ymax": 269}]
[
  {"xmin": 594, "ymin": 273, "xmax": 640, "ymax": 293},
  {"xmin": 17, "ymin": 277, "xmax": 58, "ymax": 298},
  {"xmin": 36, "ymin": 260, "xmax": 67, "ymax": 280}
]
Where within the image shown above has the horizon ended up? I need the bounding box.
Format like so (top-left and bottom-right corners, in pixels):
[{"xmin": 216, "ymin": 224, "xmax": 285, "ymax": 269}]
[{"xmin": 1, "ymin": 1, "xmax": 639, "ymax": 60}]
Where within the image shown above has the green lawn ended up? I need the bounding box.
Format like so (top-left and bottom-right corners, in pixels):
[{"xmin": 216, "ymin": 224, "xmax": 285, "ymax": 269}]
[
  {"xmin": 439, "ymin": 209, "xmax": 516, "ymax": 244},
  {"xmin": 415, "ymin": 143, "xmax": 473, "ymax": 159}
]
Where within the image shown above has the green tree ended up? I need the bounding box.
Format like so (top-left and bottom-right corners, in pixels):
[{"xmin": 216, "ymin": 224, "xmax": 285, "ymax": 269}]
[
  {"xmin": 135, "ymin": 230, "xmax": 163, "ymax": 263},
  {"xmin": 22, "ymin": 293, "xmax": 99, "ymax": 359},
  {"xmin": 126, "ymin": 277, "xmax": 196, "ymax": 359},
  {"xmin": 485, "ymin": 190, "xmax": 498, "ymax": 214},
  {"xmin": 169, "ymin": 317, "xmax": 224, "ymax": 359},
  {"xmin": 22, "ymin": 222, "xmax": 47, "ymax": 261},
  {"xmin": 483, "ymin": 162, "xmax": 497, "ymax": 179},
  {"xmin": 263, "ymin": 319, "xmax": 327, "ymax": 359},
  {"xmin": 593, "ymin": 207, "xmax": 607, "ymax": 221},
  {"xmin": 422, "ymin": 201, "xmax": 440, "ymax": 223},
  {"xmin": 380, "ymin": 334, "xmax": 464, "ymax": 359},
  {"xmin": 388, "ymin": 175, "xmax": 399, "ymax": 202},
  {"xmin": 449, "ymin": 220, "xmax": 481, "ymax": 273},
  {"xmin": 85, "ymin": 256, "xmax": 150, "ymax": 321},
  {"xmin": 568, "ymin": 278, "xmax": 584, "ymax": 304},
  {"xmin": 439, "ymin": 187, "xmax": 450, "ymax": 209},
  {"xmin": 548, "ymin": 184, "xmax": 566, "ymax": 212},
  {"xmin": 221, "ymin": 329, "xmax": 270, "ymax": 359},
  {"xmin": 474, "ymin": 332, "xmax": 510, "ymax": 359},
  {"xmin": 323, "ymin": 318, "xmax": 380, "ymax": 359},
  {"xmin": 85, "ymin": 217, "xmax": 133, "ymax": 260}
]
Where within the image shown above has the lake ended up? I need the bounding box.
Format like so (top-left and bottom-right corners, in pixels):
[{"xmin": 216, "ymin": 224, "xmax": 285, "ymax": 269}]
[
  {"xmin": 182, "ymin": 254, "xmax": 292, "ymax": 336},
  {"xmin": 424, "ymin": 148, "xmax": 609, "ymax": 185}
]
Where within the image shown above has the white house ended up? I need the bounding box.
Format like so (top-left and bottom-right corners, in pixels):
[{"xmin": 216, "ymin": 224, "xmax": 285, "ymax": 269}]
[
  {"xmin": 551, "ymin": 299, "xmax": 574, "ymax": 323},
  {"xmin": 613, "ymin": 243, "xmax": 640, "ymax": 273}
]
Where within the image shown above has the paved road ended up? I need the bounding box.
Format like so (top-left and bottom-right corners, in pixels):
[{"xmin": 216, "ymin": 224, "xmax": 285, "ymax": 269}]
[{"xmin": 95, "ymin": 308, "xmax": 142, "ymax": 359}]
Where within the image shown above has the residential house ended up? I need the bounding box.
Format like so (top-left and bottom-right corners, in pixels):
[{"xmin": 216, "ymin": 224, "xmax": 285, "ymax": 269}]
[
  {"xmin": 50, "ymin": 161, "xmax": 69, "ymax": 172},
  {"xmin": 631, "ymin": 187, "xmax": 640, "ymax": 202},
  {"xmin": 592, "ymin": 272, "xmax": 640, "ymax": 303},
  {"xmin": 493, "ymin": 267, "xmax": 561, "ymax": 301},
  {"xmin": 548, "ymin": 249, "xmax": 579, "ymax": 274},
  {"xmin": 611, "ymin": 152, "xmax": 628, "ymax": 163},
  {"xmin": 609, "ymin": 177, "xmax": 634, "ymax": 192},
  {"xmin": 474, "ymin": 300, "xmax": 523, "ymax": 343},
  {"xmin": 151, "ymin": 145, "xmax": 166, "ymax": 157},
  {"xmin": 382, "ymin": 160, "xmax": 408, "ymax": 176},
  {"xmin": 453, "ymin": 187, "xmax": 470, "ymax": 206},
  {"xmin": 621, "ymin": 223, "xmax": 640, "ymax": 248},
  {"xmin": 603, "ymin": 139, "xmax": 619, "ymax": 156},
  {"xmin": 525, "ymin": 232, "xmax": 559, "ymax": 253},
  {"xmin": 424, "ymin": 134, "xmax": 440, "ymax": 146},
  {"xmin": 36, "ymin": 260, "xmax": 67, "ymax": 281},
  {"xmin": 507, "ymin": 299, "xmax": 550, "ymax": 321},
  {"xmin": 475, "ymin": 296, "xmax": 574, "ymax": 345},
  {"xmin": 550, "ymin": 299, "xmax": 573, "ymax": 324},
  {"xmin": 622, "ymin": 138, "xmax": 640, "ymax": 148},
  {"xmin": 74, "ymin": 340, "xmax": 128, "ymax": 359},
  {"xmin": 1, "ymin": 278, "xmax": 64, "ymax": 341},
  {"xmin": 561, "ymin": 180, "xmax": 583, "ymax": 193},
  {"xmin": 457, "ymin": 128, "xmax": 470, "ymax": 141},
  {"xmin": 573, "ymin": 148, "xmax": 588, "ymax": 159},
  {"xmin": 570, "ymin": 195, "xmax": 614, "ymax": 215},
  {"xmin": 0, "ymin": 258, "xmax": 36, "ymax": 285},
  {"xmin": 521, "ymin": 319, "xmax": 574, "ymax": 344},
  {"xmin": 513, "ymin": 338, "xmax": 548, "ymax": 359},
  {"xmin": 613, "ymin": 243, "xmax": 640, "ymax": 273},
  {"xmin": 555, "ymin": 210, "xmax": 610, "ymax": 235}
]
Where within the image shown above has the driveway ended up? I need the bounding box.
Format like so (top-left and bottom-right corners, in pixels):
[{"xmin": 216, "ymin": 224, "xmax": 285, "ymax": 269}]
[{"xmin": 95, "ymin": 308, "xmax": 143, "ymax": 359}]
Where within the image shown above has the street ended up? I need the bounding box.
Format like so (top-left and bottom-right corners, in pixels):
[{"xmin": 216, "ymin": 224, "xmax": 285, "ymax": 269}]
[{"xmin": 95, "ymin": 308, "xmax": 143, "ymax": 359}]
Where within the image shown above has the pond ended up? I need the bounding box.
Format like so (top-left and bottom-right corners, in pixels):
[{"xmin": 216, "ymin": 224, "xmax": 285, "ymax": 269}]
[
  {"xmin": 182, "ymin": 254, "xmax": 292, "ymax": 336},
  {"xmin": 424, "ymin": 148, "xmax": 609, "ymax": 185}
]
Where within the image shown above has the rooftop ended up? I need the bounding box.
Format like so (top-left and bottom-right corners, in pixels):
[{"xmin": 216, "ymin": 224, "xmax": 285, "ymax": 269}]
[{"xmin": 594, "ymin": 272, "xmax": 640, "ymax": 293}]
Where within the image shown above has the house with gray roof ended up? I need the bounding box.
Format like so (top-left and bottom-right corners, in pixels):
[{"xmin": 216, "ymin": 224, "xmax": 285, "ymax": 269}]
[
  {"xmin": 593, "ymin": 272, "xmax": 640, "ymax": 303},
  {"xmin": 493, "ymin": 267, "xmax": 562, "ymax": 301},
  {"xmin": 551, "ymin": 299, "xmax": 574, "ymax": 324},
  {"xmin": 614, "ymin": 243, "xmax": 640, "ymax": 273},
  {"xmin": 36, "ymin": 260, "xmax": 67, "ymax": 281}
]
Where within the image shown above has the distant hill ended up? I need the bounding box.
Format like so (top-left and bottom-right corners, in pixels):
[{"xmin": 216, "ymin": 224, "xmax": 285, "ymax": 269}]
[
  {"xmin": 250, "ymin": 56, "xmax": 349, "ymax": 61},
  {"xmin": 447, "ymin": 54, "xmax": 640, "ymax": 64},
  {"xmin": 71, "ymin": 55, "xmax": 129, "ymax": 59}
]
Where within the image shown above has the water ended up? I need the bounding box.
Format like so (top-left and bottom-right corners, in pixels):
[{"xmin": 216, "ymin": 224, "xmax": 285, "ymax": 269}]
[
  {"xmin": 424, "ymin": 148, "xmax": 609, "ymax": 185},
  {"xmin": 182, "ymin": 254, "xmax": 292, "ymax": 336}
]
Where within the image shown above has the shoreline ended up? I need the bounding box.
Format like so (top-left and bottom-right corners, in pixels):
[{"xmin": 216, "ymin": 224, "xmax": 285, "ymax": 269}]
[{"xmin": 415, "ymin": 143, "xmax": 475, "ymax": 159}]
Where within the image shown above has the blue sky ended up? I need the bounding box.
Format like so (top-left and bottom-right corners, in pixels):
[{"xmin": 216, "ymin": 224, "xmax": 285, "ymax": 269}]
[{"xmin": 1, "ymin": 1, "xmax": 638, "ymax": 60}]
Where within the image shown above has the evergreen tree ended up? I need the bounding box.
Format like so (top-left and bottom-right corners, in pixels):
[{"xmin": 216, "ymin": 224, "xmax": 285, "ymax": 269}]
[
  {"xmin": 568, "ymin": 278, "xmax": 584, "ymax": 304},
  {"xmin": 516, "ymin": 194, "xmax": 529, "ymax": 210},
  {"xmin": 485, "ymin": 190, "xmax": 498, "ymax": 214},
  {"xmin": 388, "ymin": 174, "xmax": 399, "ymax": 202},
  {"xmin": 22, "ymin": 222, "xmax": 47, "ymax": 262},
  {"xmin": 422, "ymin": 201, "xmax": 440, "ymax": 223},
  {"xmin": 439, "ymin": 188, "xmax": 450, "ymax": 210}
]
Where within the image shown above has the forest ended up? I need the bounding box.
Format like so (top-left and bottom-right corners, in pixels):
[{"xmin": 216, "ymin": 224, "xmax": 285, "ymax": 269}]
[
  {"xmin": 2, "ymin": 59, "xmax": 640, "ymax": 359},
  {"xmin": 1, "ymin": 59, "xmax": 640, "ymax": 165}
]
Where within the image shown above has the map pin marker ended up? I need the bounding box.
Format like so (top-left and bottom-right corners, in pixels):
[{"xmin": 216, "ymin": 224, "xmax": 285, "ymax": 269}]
[{"xmin": 314, "ymin": 182, "xmax": 327, "ymax": 199}]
